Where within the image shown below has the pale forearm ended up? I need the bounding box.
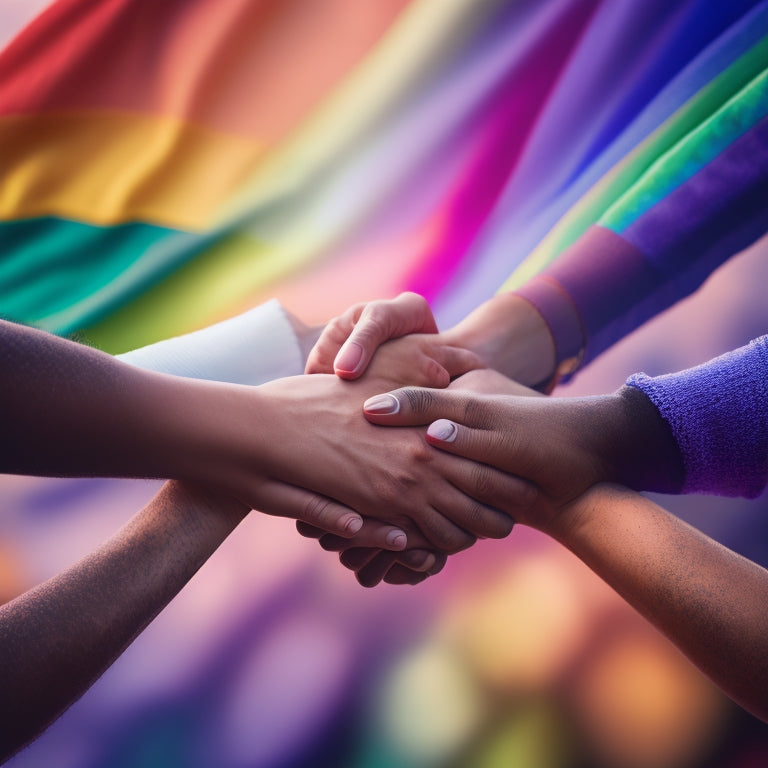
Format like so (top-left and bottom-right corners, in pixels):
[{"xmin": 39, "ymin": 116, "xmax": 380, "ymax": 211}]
[
  {"xmin": 441, "ymin": 292, "xmax": 556, "ymax": 387},
  {"xmin": 0, "ymin": 481, "xmax": 247, "ymax": 762},
  {"xmin": 554, "ymin": 485, "xmax": 768, "ymax": 722}
]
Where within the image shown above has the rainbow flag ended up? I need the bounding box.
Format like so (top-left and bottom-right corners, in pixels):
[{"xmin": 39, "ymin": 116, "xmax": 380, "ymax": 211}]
[
  {"xmin": 2, "ymin": 0, "xmax": 765, "ymax": 355},
  {"xmin": 2, "ymin": 5, "xmax": 768, "ymax": 768}
]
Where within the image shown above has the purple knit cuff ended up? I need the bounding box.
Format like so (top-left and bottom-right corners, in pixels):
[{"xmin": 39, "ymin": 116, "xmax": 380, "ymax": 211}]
[{"xmin": 626, "ymin": 336, "xmax": 768, "ymax": 498}]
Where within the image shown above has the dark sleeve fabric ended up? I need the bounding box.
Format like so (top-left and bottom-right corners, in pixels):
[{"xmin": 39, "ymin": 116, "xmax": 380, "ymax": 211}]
[
  {"xmin": 514, "ymin": 42, "xmax": 768, "ymax": 374},
  {"xmin": 626, "ymin": 335, "xmax": 768, "ymax": 498}
]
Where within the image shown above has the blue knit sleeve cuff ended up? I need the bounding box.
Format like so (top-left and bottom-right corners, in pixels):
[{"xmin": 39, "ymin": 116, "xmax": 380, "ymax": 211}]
[{"xmin": 626, "ymin": 336, "xmax": 768, "ymax": 498}]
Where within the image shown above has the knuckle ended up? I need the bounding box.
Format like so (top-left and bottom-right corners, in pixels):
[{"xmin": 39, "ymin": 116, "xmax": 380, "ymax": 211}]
[
  {"xmin": 402, "ymin": 386, "xmax": 437, "ymax": 415},
  {"xmin": 302, "ymin": 495, "xmax": 332, "ymax": 528},
  {"xmin": 356, "ymin": 306, "xmax": 389, "ymax": 341},
  {"xmin": 422, "ymin": 516, "xmax": 474, "ymax": 554},
  {"xmin": 370, "ymin": 471, "xmax": 417, "ymax": 506},
  {"xmin": 399, "ymin": 291, "xmax": 425, "ymax": 306},
  {"xmin": 470, "ymin": 462, "xmax": 494, "ymax": 499},
  {"xmin": 325, "ymin": 315, "xmax": 354, "ymax": 346},
  {"xmin": 463, "ymin": 396, "xmax": 494, "ymax": 430},
  {"xmin": 419, "ymin": 358, "xmax": 449, "ymax": 388},
  {"xmin": 408, "ymin": 440, "xmax": 434, "ymax": 465}
]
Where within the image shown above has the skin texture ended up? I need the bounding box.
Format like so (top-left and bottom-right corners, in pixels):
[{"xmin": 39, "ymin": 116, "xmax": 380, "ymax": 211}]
[
  {"xmin": 0, "ymin": 481, "xmax": 249, "ymax": 763},
  {"xmin": 362, "ymin": 376, "xmax": 684, "ymax": 518},
  {"xmin": 0, "ymin": 321, "xmax": 529, "ymax": 754},
  {"xmin": 304, "ymin": 294, "xmax": 682, "ymax": 581},
  {"xmin": 0, "ymin": 318, "xmax": 369, "ymax": 540}
]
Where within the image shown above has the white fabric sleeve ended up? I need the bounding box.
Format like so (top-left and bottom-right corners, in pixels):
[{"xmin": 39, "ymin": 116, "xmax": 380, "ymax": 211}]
[{"xmin": 116, "ymin": 299, "xmax": 304, "ymax": 386}]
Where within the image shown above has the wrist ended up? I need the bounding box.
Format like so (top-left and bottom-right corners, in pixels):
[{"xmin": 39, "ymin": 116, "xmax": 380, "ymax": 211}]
[
  {"xmin": 598, "ymin": 386, "xmax": 684, "ymax": 493},
  {"xmin": 137, "ymin": 375, "xmax": 270, "ymax": 492},
  {"xmin": 442, "ymin": 293, "xmax": 556, "ymax": 387},
  {"xmin": 161, "ymin": 480, "xmax": 250, "ymax": 533},
  {"xmin": 546, "ymin": 483, "xmax": 632, "ymax": 550}
]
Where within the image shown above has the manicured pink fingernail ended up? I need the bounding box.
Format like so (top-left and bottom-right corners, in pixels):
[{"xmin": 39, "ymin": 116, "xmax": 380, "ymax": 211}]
[
  {"xmin": 335, "ymin": 341, "xmax": 363, "ymax": 373},
  {"xmin": 386, "ymin": 531, "xmax": 407, "ymax": 549},
  {"xmin": 363, "ymin": 393, "xmax": 400, "ymax": 415},
  {"xmin": 345, "ymin": 516, "xmax": 363, "ymax": 535},
  {"xmin": 427, "ymin": 419, "xmax": 457, "ymax": 442}
]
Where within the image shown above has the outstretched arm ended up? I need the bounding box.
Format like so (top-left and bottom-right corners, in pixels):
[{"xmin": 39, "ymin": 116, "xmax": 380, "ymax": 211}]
[
  {"xmin": 363, "ymin": 335, "xmax": 768, "ymax": 509},
  {"xmin": 0, "ymin": 481, "xmax": 247, "ymax": 763},
  {"xmin": 552, "ymin": 484, "xmax": 768, "ymax": 724},
  {"xmin": 0, "ymin": 317, "xmax": 368, "ymax": 538}
]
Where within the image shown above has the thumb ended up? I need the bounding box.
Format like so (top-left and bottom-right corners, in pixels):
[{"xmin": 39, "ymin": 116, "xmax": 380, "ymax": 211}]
[
  {"xmin": 334, "ymin": 293, "xmax": 437, "ymax": 380},
  {"xmin": 363, "ymin": 386, "xmax": 467, "ymax": 426}
]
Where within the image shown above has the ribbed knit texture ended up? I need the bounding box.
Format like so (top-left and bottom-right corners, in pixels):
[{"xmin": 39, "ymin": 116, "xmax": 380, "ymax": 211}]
[{"xmin": 627, "ymin": 335, "xmax": 768, "ymax": 497}]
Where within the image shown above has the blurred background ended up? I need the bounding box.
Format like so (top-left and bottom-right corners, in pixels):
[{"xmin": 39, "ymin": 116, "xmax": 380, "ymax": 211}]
[{"xmin": 2, "ymin": 1, "xmax": 768, "ymax": 766}]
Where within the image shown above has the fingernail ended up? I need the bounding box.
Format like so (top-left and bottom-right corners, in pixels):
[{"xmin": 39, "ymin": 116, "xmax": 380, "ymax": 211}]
[
  {"xmin": 345, "ymin": 516, "xmax": 363, "ymax": 535},
  {"xmin": 335, "ymin": 341, "xmax": 363, "ymax": 373},
  {"xmin": 427, "ymin": 419, "xmax": 457, "ymax": 442},
  {"xmin": 363, "ymin": 393, "xmax": 400, "ymax": 415},
  {"xmin": 386, "ymin": 531, "xmax": 407, "ymax": 549}
]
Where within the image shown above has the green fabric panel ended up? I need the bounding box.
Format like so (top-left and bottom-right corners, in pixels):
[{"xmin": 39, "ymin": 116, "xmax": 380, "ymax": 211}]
[
  {"xmin": 601, "ymin": 66, "xmax": 768, "ymax": 232},
  {"xmin": 502, "ymin": 33, "xmax": 768, "ymax": 289},
  {"xmin": 82, "ymin": 230, "xmax": 272, "ymax": 355},
  {"xmin": 0, "ymin": 217, "xmax": 199, "ymax": 335}
]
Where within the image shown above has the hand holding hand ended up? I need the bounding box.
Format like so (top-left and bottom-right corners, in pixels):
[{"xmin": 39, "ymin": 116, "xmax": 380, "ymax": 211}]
[
  {"xmin": 363, "ymin": 373, "xmax": 684, "ymax": 532},
  {"xmin": 306, "ymin": 292, "xmax": 443, "ymax": 378},
  {"xmin": 306, "ymin": 292, "xmax": 482, "ymax": 385},
  {"xmin": 306, "ymin": 291, "xmax": 558, "ymax": 388},
  {"xmin": 249, "ymin": 372, "xmax": 535, "ymax": 552},
  {"xmin": 302, "ymin": 370, "xmax": 541, "ymax": 586}
]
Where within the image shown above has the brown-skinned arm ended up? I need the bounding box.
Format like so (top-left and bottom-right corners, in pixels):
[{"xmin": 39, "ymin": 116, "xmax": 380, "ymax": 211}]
[
  {"xmin": 553, "ymin": 484, "xmax": 768, "ymax": 724},
  {"xmin": 0, "ymin": 481, "xmax": 248, "ymax": 763}
]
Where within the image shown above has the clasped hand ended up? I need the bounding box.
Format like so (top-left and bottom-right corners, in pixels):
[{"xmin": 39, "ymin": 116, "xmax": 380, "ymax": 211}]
[{"xmin": 252, "ymin": 335, "xmax": 537, "ymax": 562}]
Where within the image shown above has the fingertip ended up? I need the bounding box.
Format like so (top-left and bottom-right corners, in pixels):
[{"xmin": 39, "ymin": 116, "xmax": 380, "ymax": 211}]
[
  {"xmin": 334, "ymin": 340, "xmax": 365, "ymax": 377},
  {"xmin": 385, "ymin": 530, "xmax": 408, "ymax": 550},
  {"xmin": 384, "ymin": 568, "xmax": 428, "ymax": 586},
  {"xmin": 398, "ymin": 550, "xmax": 437, "ymax": 572},
  {"xmin": 427, "ymin": 553, "xmax": 448, "ymax": 576},
  {"xmin": 422, "ymin": 359, "xmax": 450, "ymax": 389},
  {"xmin": 343, "ymin": 515, "xmax": 363, "ymax": 536},
  {"xmin": 426, "ymin": 419, "xmax": 458, "ymax": 443},
  {"xmin": 320, "ymin": 536, "xmax": 344, "ymax": 551},
  {"xmin": 363, "ymin": 393, "xmax": 401, "ymax": 416}
]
